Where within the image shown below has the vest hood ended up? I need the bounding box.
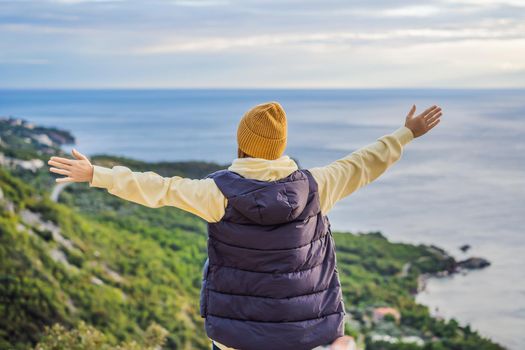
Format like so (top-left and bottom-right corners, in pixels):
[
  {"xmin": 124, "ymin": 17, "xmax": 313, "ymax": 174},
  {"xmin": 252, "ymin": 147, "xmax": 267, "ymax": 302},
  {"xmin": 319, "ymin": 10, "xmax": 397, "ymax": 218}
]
[
  {"xmin": 227, "ymin": 171, "xmax": 309, "ymax": 225},
  {"xmin": 227, "ymin": 154, "xmax": 299, "ymax": 181}
]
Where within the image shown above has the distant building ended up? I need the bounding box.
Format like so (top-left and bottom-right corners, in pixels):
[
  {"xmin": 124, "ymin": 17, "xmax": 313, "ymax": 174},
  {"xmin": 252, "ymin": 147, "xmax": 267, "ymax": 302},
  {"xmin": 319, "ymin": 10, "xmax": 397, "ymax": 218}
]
[
  {"xmin": 401, "ymin": 336, "xmax": 425, "ymax": 346},
  {"xmin": 370, "ymin": 333, "xmax": 398, "ymax": 344},
  {"xmin": 372, "ymin": 307, "xmax": 401, "ymax": 323}
]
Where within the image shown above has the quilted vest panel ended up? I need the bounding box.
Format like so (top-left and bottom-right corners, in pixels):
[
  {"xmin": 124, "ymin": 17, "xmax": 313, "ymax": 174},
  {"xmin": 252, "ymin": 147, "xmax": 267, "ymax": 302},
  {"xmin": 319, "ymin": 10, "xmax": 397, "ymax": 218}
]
[{"xmin": 199, "ymin": 168, "xmax": 346, "ymax": 350}]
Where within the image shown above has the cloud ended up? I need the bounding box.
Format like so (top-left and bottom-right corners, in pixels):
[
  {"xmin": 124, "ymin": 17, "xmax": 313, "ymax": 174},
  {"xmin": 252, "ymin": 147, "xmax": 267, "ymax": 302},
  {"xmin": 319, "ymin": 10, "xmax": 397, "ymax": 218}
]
[
  {"xmin": 46, "ymin": 0, "xmax": 125, "ymax": 3},
  {"xmin": 169, "ymin": 0, "xmax": 231, "ymax": 6},
  {"xmin": 0, "ymin": 58, "xmax": 49, "ymax": 64},
  {"xmin": 133, "ymin": 24, "xmax": 525, "ymax": 54},
  {"xmin": 43, "ymin": 0, "xmax": 228, "ymax": 5},
  {"xmin": 441, "ymin": 0, "xmax": 525, "ymax": 7},
  {"xmin": 1, "ymin": 0, "xmax": 524, "ymax": 87},
  {"xmin": 353, "ymin": 5, "xmax": 443, "ymax": 18},
  {"xmin": 498, "ymin": 62, "xmax": 525, "ymax": 72}
]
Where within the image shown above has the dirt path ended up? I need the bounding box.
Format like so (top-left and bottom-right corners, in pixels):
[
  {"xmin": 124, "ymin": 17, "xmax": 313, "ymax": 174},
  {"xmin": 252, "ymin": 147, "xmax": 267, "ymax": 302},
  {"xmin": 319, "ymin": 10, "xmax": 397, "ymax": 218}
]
[{"xmin": 50, "ymin": 182, "xmax": 71, "ymax": 202}]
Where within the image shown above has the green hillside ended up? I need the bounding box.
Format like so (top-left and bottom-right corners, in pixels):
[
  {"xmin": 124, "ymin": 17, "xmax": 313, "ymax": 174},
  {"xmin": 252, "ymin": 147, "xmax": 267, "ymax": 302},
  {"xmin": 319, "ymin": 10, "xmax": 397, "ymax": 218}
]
[{"xmin": 0, "ymin": 117, "xmax": 503, "ymax": 350}]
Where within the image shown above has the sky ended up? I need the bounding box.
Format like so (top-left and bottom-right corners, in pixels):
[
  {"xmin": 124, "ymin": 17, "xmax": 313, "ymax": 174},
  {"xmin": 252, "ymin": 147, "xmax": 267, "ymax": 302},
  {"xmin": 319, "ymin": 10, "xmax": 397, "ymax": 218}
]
[{"xmin": 1, "ymin": 0, "xmax": 524, "ymax": 88}]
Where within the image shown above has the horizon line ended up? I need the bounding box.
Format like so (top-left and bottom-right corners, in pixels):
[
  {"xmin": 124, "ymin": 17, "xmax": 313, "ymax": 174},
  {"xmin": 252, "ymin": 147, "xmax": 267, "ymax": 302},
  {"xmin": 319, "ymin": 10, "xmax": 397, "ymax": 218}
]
[{"xmin": 1, "ymin": 86, "xmax": 525, "ymax": 91}]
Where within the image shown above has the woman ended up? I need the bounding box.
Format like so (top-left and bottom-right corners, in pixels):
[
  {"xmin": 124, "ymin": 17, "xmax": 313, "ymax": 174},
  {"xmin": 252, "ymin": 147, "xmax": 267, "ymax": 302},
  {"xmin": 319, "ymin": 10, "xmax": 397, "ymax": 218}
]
[{"xmin": 48, "ymin": 102, "xmax": 441, "ymax": 350}]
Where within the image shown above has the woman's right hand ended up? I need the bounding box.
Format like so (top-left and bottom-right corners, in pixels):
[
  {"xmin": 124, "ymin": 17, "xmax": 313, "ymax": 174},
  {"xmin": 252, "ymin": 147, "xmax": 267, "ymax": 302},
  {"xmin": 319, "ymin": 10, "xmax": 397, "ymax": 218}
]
[
  {"xmin": 405, "ymin": 104, "xmax": 442, "ymax": 138},
  {"xmin": 47, "ymin": 148, "xmax": 94, "ymax": 183}
]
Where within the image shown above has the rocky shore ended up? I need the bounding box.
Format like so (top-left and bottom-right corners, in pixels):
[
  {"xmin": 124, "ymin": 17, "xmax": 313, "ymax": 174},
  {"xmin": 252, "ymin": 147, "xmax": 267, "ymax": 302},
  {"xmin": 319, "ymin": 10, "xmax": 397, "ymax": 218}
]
[{"xmin": 417, "ymin": 245, "xmax": 491, "ymax": 293}]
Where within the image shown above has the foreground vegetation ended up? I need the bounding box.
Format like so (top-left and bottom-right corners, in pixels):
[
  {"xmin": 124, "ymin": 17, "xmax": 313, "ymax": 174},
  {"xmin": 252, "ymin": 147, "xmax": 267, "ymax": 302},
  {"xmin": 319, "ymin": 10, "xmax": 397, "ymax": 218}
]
[{"xmin": 0, "ymin": 117, "xmax": 504, "ymax": 349}]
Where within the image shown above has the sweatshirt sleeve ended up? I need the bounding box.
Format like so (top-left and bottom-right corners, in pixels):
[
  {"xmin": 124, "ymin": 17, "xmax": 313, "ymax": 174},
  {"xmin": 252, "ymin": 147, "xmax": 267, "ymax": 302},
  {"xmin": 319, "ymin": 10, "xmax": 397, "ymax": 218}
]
[
  {"xmin": 88, "ymin": 165, "xmax": 227, "ymax": 223},
  {"xmin": 308, "ymin": 125, "xmax": 414, "ymax": 215}
]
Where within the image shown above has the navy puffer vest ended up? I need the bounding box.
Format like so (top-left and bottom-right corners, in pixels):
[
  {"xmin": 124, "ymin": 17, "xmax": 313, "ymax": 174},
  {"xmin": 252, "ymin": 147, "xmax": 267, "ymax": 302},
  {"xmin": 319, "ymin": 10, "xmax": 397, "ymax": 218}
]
[{"xmin": 200, "ymin": 168, "xmax": 346, "ymax": 350}]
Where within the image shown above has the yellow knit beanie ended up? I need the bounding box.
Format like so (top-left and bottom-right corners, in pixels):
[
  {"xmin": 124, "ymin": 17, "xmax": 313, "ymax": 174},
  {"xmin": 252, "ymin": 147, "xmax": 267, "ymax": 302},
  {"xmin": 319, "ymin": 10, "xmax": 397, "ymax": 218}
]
[{"xmin": 237, "ymin": 101, "xmax": 287, "ymax": 160}]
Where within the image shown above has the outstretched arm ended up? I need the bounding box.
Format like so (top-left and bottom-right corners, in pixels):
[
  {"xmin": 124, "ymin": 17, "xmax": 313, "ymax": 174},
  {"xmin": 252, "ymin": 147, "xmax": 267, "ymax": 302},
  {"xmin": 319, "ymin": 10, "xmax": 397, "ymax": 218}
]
[
  {"xmin": 47, "ymin": 149, "xmax": 226, "ymax": 223},
  {"xmin": 309, "ymin": 104, "xmax": 442, "ymax": 215}
]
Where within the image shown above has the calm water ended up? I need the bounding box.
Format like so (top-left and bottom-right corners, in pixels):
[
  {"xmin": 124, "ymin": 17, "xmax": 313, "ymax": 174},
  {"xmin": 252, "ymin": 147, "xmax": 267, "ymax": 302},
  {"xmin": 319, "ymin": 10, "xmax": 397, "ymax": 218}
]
[{"xmin": 1, "ymin": 89, "xmax": 524, "ymax": 349}]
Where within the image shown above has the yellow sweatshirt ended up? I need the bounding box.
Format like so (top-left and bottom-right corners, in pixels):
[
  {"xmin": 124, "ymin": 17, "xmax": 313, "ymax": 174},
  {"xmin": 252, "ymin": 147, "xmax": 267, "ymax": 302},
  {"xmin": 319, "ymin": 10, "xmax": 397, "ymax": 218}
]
[{"xmin": 88, "ymin": 125, "xmax": 414, "ymax": 350}]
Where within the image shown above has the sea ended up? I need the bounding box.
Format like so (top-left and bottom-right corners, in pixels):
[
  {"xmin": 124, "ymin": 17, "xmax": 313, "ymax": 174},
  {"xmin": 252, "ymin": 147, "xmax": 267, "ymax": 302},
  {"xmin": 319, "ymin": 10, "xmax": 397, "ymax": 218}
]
[{"xmin": 1, "ymin": 88, "xmax": 524, "ymax": 350}]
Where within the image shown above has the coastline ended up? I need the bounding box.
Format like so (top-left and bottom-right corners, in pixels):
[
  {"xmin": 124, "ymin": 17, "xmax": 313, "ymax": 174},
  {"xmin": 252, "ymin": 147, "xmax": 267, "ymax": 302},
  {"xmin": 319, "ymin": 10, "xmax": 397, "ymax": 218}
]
[
  {"xmin": 416, "ymin": 254, "xmax": 491, "ymax": 293},
  {"xmin": 1, "ymin": 114, "xmax": 508, "ymax": 349},
  {"xmin": 413, "ymin": 255, "xmax": 519, "ymax": 349},
  {"xmin": 416, "ymin": 265, "xmax": 518, "ymax": 350}
]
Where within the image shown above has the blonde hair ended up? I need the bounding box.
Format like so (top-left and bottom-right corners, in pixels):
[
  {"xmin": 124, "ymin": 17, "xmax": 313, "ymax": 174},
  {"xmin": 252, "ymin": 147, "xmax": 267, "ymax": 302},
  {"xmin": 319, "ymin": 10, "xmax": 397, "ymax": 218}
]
[{"xmin": 237, "ymin": 147, "xmax": 252, "ymax": 158}]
